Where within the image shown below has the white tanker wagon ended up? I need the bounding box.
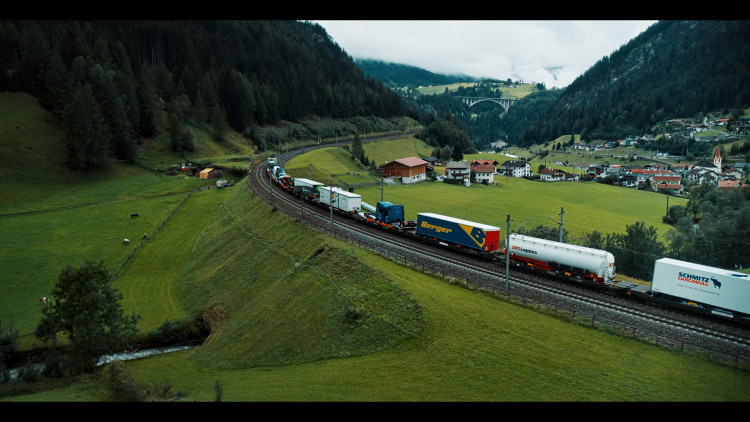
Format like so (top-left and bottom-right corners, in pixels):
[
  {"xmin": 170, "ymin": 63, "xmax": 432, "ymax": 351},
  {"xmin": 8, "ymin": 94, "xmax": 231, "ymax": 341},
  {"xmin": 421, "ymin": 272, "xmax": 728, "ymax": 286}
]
[{"xmin": 506, "ymin": 234, "xmax": 616, "ymax": 284}]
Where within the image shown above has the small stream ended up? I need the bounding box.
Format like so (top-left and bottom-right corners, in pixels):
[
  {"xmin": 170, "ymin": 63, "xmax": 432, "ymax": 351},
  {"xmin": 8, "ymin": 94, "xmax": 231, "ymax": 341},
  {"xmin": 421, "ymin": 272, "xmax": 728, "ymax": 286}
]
[{"xmin": 6, "ymin": 344, "xmax": 197, "ymax": 381}]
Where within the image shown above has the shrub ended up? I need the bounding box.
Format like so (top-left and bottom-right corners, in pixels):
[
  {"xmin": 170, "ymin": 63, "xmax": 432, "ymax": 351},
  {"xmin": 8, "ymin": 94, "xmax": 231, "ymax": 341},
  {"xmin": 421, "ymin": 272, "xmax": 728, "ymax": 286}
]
[
  {"xmin": 0, "ymin": 318, "xmax": 19, "ymax": 374},
  {"xmin": 101, "ymin": 361, "xmax": 145, "ymax": 401},
  {"xmin": 148, "ymin": 318, "xmax": 200, "ymax": 347},
  {"xmin": 41, "ymin": 349, "xmax": 69, "ymax": 379}
]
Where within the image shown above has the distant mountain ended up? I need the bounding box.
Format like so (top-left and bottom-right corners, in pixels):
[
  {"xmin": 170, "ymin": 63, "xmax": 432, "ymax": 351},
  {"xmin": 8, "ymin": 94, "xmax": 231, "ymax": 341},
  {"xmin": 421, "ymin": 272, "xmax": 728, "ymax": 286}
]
[
  {"xmin": 355, "ymin": 58, "xmax": 480, "ymax": 88},
  {"xmin": 517, "ymin": 20, "xmax": 750, "ymax": 146}
]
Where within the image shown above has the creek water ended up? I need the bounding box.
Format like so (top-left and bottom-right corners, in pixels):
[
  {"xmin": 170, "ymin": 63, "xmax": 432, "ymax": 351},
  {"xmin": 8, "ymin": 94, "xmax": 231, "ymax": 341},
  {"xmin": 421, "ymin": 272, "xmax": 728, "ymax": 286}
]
[{"xmin": 7, "ymin": 344, "xmax": 196, "ymax": 381}]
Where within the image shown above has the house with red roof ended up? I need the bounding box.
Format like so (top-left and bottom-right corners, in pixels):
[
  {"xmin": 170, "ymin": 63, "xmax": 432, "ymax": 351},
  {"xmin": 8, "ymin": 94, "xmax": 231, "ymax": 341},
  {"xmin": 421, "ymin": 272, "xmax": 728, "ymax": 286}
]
[
  {"xmin": 471, "ymin": 164, "xmax": 496, "ymax": 184},
  {"xmin": 540, "ymin": 168, "xmax": 566, "ymax": 182},
  {"xmin": 654, "ymin": 183, "xmax": 684, "ymax": 195}
]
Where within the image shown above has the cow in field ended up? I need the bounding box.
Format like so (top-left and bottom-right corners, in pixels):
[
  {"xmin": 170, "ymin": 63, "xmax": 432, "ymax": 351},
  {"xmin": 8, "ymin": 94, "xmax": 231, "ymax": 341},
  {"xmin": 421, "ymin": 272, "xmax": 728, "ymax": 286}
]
[
  {"xmin": 123, "ymin": 238, "xmax": 130, "ymax": 245},
  {"xmin": 39, "ymin": 297, "xmax": 48, "ymax": 304},
  {"xmin": 131, "ymin": 213, "xmax": 139, "ymax": 218}
]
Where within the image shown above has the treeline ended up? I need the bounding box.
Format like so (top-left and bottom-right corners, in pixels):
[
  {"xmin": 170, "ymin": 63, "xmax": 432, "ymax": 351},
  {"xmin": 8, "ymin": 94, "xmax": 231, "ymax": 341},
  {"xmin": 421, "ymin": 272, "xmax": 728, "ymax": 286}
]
[
  {"xmin": 516, "ymin": 20, "xmax": 750, "ymax": 146},
  {"xmin": 0, "ymin": 20, "xmax": 415, "ymax": 170},
  {"xmin": 355, "ymin": 58, "xmax": 478, "ymax": 88}
]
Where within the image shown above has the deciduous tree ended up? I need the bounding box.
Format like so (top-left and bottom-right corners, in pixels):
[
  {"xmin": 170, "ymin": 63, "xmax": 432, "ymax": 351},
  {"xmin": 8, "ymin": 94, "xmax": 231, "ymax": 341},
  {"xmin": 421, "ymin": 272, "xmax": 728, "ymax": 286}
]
[{"xmin": 36, "ymin": 260, "xmax": 140, "ymax": 373}]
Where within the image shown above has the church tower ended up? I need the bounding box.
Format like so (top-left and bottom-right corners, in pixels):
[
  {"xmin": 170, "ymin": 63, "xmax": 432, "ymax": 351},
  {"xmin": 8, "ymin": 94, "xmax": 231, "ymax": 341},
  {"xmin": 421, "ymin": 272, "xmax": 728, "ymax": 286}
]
[{"xmin": 714, "ymin": 143, "xmax": 722, "ymax": 171}]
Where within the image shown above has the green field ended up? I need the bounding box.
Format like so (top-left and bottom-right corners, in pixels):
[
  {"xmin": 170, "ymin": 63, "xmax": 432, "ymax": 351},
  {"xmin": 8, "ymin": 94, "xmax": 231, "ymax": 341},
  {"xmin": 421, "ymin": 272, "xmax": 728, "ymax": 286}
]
[
  {"xmin": 8, "ymin": 184, "xmax": 750, "ymax": 402},
  {"xmin": 282, "ymin": 142, "xmax": 685, "ymax": 242},
  {"xmin": 2, "ymin": 92, "xmax": 749, "ymax": 402},
  {"xmin": 416, "ymin": 82, "xmax": 539, "ymax": 99}
]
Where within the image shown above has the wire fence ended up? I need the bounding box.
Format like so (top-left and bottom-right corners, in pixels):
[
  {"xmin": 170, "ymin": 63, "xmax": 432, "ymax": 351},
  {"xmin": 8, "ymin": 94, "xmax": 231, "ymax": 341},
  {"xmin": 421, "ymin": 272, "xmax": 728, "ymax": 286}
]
[{"xmin": 112, "ymin": 192, "xmax": 193, "ymax": 281}]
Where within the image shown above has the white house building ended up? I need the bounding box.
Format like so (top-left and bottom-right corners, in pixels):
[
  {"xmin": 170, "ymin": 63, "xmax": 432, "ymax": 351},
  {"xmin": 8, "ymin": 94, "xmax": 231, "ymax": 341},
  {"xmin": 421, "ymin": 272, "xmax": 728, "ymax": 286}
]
[
  {"xmin": 445, "ymin": 161, "xmax": 471, "ymax": 181},
  {"xmin": 472, "ymin": 164, "xmax": 495, "ymax": 184},
  {"xmin": 500, "ymin": 160, "xmax": 532, "ymax": 177}
]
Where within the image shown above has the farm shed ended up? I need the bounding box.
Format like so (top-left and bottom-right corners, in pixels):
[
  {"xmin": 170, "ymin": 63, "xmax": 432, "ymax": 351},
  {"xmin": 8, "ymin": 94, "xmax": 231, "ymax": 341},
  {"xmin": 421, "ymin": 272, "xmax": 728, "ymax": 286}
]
[
  {"xmin": 381, "ymin": 157, "xmax": 428, "ymax": 184},
  {"xmin": 199, "ymin": 168, "xmax": 220, "ymax": 179}
]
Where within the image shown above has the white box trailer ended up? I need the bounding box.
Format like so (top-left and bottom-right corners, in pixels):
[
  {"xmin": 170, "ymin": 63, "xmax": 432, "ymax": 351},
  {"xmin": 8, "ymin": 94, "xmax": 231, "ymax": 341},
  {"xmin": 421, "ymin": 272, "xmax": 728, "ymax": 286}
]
[
  {"xmin": 319, "ymin": 187, "xmax": 361, "ymax": 213},
  {"xmin": 652, "ymin": 258, "xmax": 750, "ymax": 315}
]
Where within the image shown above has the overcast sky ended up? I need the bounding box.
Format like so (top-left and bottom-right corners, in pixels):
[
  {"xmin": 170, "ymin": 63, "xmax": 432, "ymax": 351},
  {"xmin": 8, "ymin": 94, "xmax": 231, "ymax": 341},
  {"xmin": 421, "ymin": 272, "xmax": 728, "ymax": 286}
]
[{"xmin": 315, "ymin": 20, "xmax": 657, "ymax": 89}]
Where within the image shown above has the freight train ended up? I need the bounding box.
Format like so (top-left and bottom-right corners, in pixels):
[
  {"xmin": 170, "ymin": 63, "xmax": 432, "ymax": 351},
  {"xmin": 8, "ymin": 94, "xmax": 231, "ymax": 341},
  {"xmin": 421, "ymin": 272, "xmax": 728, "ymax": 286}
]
[{"xmin": 264, "ymin": 158, "xmax": 750, "ymax": 324}]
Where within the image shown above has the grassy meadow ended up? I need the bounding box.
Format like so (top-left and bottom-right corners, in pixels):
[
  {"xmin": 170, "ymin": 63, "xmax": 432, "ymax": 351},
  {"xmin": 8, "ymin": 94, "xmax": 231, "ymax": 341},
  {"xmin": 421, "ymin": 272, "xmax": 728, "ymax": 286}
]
[
  {"xmin": 284, "ymin": 141, "xmax": 685, "ymax": 242},
  {"xmin": 416, "ymin": 82, "xmax": 539, "ymax": 99},
  {"xmin": 9, "ymin": 183, "xmax": 750, "ymax": 402},
  {"xmin": 2, "ymin": 92, "xmax": 749, "ymax": 401}
]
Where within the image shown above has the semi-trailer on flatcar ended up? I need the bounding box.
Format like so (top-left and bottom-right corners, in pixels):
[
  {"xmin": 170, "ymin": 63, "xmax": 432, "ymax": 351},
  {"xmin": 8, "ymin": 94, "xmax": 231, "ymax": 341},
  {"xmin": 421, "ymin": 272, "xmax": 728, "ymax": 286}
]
[
  {"xmin": 292, "ymin": 178, "xmax": 324, "ymax": 201},
  {"xmin": 651, "ymin": 258, "xmax": 750, "ymax": 319},
  {"xmin": 416, "ymin": 213, "xmax": 501, "ymax": 254},
  {"xmin": 319, "ymin": 186, "xmax": 362, "ymax": 214}
]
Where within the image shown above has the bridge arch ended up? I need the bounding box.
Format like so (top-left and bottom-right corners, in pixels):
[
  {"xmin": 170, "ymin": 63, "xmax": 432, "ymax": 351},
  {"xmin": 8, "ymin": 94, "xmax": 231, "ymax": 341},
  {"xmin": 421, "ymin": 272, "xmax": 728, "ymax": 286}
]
[{"xmin": 458, "ymin": 97, "xmax": 517, "ymax": 113}]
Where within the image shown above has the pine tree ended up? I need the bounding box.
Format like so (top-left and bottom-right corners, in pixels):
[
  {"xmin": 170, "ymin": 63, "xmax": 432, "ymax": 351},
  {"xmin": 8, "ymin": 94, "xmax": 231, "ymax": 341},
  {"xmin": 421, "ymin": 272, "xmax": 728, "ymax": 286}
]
[
  {"xmin": 39, "ymin": 50, "xmax": 73, "ymax": 117},
  {"xmin": 211, "ymin": 105, "xmax": 229, "ymax": 143},
  {"xmin": 62, "ymin": 84, "xmax": 110, "ymax": 171}
]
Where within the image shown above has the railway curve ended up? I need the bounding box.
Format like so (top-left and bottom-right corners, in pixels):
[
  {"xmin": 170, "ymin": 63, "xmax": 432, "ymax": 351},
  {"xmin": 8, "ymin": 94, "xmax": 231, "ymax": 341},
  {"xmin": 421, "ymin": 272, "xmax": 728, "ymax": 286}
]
[{"xmin": 245, "ymin": 137, "xmax": 750, "ymax": 367}]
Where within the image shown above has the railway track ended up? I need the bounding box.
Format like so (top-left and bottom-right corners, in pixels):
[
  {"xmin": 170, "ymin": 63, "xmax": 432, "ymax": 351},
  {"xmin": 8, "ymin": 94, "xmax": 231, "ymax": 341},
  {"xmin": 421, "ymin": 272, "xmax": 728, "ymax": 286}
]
[{"xmin": 247, "ymin": 149, "xmax": 750, "ymax": 362}]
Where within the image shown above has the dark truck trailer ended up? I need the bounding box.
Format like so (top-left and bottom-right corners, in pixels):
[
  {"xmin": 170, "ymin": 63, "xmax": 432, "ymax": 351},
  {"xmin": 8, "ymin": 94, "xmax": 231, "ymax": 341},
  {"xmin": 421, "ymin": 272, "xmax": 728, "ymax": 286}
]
[
  {"xmin": 293, "ymin": 178, "xmax": 324, "ymax": 200},
  {"xmin": 416, "ymin": 213, "xmax": 500, "ymax": 253}
]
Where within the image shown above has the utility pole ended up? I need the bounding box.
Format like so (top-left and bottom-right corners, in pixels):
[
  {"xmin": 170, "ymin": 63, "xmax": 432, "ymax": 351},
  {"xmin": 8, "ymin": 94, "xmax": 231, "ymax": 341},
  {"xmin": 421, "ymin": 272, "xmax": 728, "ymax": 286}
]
[
  {"xmin": 380, "ymin": 178, "xmax": 384, "ymax": 202},
  {"xmin": 506, "ymin": 214, "xmax": 511, "ymax": 291},
  {"xmin": 559, "ymin": 207, "xmax": 564, "ymax": 243},
  {"xmin": 329, "ymin": 187, "xmax": 335, "ymax": 233}
]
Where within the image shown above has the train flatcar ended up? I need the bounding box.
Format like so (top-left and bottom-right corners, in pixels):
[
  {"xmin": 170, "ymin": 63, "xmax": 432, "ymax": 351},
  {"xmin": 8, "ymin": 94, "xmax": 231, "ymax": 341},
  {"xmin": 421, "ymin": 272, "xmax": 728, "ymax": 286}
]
[
  {"xmin": 505, "ymin": 234, "xmax": 616, "ymax": 284},
  {"xmin": 361, "ymin": 201, "xmax": 417, "ymax": 231},
  {"xmin": 416, "ymin": 213, "xmax": 500, "ymax": 253}
]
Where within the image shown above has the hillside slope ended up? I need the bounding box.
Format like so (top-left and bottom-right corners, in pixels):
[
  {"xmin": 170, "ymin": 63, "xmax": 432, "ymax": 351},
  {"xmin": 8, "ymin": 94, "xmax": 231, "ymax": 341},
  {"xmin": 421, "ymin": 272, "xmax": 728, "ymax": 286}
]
[
  {"xmin": 173, "ymin": 183, "xmax": 426, "ymax": 368},
  {"xmin": 519, "ymin": 20, "xmax": 750, "ymax": 144}
]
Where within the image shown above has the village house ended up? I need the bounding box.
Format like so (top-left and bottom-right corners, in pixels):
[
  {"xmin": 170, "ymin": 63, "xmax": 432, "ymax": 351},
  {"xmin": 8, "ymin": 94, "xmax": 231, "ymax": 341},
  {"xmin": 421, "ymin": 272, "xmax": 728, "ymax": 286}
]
[
  {"xmin": 587, "ymin": 164, "xmax": 606, "ymax": 178},
  {"xmin": 652, "ymin": 175, "xmax": 682, "ymax": 185},
  {"xmin": 500, "ymin": 159, "xmax": 532, "ymax": 177},
  {"xmin": 620, "ymin": 174, "xmax": 641, "ymax": 188},
  {"xmin": 423, "ymin": 157, "xmax": 440, "ymax": 172},
  {"xmin": 444, "ymin": 161, "xmax": 471, "ymax": 182},
  {"xmin": 471, "ymin": 164, "xmax": 496, "ymax": 184},
  {"xmin": 471, "ymin": 159, "xmax": 498, "ymax": 170},
  {"xmin": 724, "ymin": 166, "xmax": 746, "ymax": 180},
  {"xmin": 718, "ymin": 180, "xmax": 743, "ymax": 189},
  {"xmin": 654, "ymin": 182, "xmax": 684, "ymax": 195},
  {"xmin": 539, "ymin": 168, "xmax": 566, "ymax": 182},
  {"xmin": 380, "ymin": 157, "xmax": 428, "ymax": 184}
]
